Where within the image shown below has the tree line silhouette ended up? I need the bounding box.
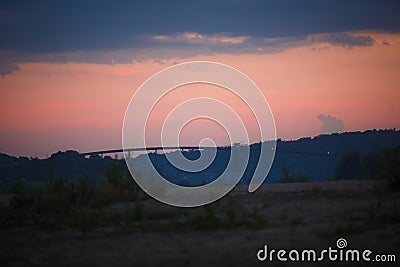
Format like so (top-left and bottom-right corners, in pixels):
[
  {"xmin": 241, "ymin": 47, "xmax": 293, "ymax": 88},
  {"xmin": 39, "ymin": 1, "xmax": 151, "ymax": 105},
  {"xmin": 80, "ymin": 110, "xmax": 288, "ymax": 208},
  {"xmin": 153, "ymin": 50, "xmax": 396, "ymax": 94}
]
[{"xmin": 0, "ymin": 129, "xmax": 399, "ymax": 193}]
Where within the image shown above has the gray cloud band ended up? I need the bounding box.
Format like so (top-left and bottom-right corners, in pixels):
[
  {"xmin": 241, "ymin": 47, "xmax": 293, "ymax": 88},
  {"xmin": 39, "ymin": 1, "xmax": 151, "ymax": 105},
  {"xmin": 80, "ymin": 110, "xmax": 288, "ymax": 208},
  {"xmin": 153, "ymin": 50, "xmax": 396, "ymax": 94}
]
[{"xmin": 0, "ymin": 32, "xmax": 378, "ymax": 75}]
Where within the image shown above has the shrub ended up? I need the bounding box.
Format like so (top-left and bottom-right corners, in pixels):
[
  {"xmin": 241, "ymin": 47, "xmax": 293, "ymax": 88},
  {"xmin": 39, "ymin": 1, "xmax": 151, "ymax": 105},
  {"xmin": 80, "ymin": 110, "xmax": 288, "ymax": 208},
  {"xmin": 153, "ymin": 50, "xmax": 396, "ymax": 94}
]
[
  {"xmin": 280, "ymin": 166, "xmax": 310, "ymax": 183},
  {"xmin": 35, "ymin": 177, "xmax": 82, "ymax": 214},
  {"xmin": 334, "ymin": 150, "xmax": 361, "ymax": 180},
  {"xmin": 92, "ymin": 162, "xmax": 138, "ymax": 208},
  {"xmin": 362, "ymin": 147, "xmax": 400, "ymax": 190}
]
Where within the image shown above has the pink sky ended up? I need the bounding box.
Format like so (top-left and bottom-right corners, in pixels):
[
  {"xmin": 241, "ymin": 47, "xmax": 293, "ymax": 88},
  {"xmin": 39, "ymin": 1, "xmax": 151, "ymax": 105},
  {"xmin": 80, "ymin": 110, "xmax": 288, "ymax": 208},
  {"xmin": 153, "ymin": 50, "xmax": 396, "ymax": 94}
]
[{"xmin": 1, "ymin": 32, "xmax": 399, "ymax": 157}]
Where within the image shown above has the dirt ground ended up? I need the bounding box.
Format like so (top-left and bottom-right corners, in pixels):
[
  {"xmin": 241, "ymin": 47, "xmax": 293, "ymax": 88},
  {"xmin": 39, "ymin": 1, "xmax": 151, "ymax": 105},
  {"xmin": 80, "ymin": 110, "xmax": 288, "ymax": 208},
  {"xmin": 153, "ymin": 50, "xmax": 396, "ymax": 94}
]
[{"xmin": 1, "ymin": 180, "xmax": 399, "ymax": 267}]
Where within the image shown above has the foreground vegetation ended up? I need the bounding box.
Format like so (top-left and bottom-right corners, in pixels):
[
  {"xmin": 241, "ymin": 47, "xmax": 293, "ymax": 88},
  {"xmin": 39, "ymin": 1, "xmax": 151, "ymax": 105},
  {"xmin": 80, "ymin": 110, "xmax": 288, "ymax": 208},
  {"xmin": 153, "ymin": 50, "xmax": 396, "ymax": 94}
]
[
  {"xmin": 1, "ymin": 145, "xmax": 399, "ymax": 234},
  {"xmin": 1, "ymin": 146, "xmax": 399, "ymax": 266},
  {"xmin": 0, "ymin": 162, "xmax": 265, "ymax": 232},
  {"xmin": 1, "ymin": 179, "xmax": 400, "ymax": 267}
]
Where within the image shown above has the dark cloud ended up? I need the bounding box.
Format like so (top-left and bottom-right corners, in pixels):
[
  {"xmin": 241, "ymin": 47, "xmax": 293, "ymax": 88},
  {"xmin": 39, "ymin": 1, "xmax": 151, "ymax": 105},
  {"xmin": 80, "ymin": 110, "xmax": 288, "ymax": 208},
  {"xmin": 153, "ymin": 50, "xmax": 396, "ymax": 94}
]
[
  {"xmin": 0, "ymin": 0, "xmax": 399, "ymax": 74},
  {"xmin": 1, "ymin": 0, "xmax": 399, "ymax": 53},
  {"xmin": 317, "ymin": 114, "xmax": 344, "ymax": 135},
  {"xmin": 0, "ymin": 60, "xmax": 19, "ymax": 76},
  {"xmin": 0, "ymin": 31, "xmax": 380, "ymax": 76},
  {"xmin": 309, "ymin": 33, "xmax": 376, "ymax": 47}
]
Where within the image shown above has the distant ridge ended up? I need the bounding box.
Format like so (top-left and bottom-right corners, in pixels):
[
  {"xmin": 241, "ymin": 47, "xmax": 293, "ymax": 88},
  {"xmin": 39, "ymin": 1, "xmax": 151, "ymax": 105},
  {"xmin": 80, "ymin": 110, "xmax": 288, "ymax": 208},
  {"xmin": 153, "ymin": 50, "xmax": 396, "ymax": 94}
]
[{"xmin": 0, "ymin": 129, "xmax": 399, "ymax": 192}]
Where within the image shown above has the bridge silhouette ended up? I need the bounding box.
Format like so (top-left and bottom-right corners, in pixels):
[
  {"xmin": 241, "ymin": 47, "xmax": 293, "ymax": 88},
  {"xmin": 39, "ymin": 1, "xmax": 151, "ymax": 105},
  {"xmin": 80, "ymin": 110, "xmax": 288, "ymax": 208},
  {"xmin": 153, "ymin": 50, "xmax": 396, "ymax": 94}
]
[
  {"xmin": 80, "ymin": 146, "xmax": 342, "ymax": 157},
  {"xmin": 80, "ymin": 146, "xmax": 218, "ymax": 157}
]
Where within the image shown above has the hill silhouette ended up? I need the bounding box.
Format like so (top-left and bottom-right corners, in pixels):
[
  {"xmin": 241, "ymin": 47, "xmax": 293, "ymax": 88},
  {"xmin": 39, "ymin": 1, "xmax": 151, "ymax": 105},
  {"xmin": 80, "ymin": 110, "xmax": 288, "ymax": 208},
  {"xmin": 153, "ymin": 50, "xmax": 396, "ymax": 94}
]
[
  {"xmin": 0, "ymin": 129, "xmax": 399, "ymax": 192},
  {"xmin": 133, "ymin": 129, "xmax": 400, "ymax": 185}
]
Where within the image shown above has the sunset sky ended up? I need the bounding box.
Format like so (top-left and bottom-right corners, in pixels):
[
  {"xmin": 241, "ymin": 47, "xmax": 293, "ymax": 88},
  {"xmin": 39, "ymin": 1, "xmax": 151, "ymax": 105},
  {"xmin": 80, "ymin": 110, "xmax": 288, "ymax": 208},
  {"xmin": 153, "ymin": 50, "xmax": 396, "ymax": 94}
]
[{"xmin": 1, "ymin": 0, "xmax": 399, "ymax": 157}]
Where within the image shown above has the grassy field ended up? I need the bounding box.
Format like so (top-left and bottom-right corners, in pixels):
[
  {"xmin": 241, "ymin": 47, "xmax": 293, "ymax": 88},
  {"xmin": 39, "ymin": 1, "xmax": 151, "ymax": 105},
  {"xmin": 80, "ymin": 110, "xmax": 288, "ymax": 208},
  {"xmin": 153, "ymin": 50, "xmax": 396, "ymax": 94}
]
[{"xmin": 1, "ymin": 180, "xmax": 399, "ymax": 266}]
